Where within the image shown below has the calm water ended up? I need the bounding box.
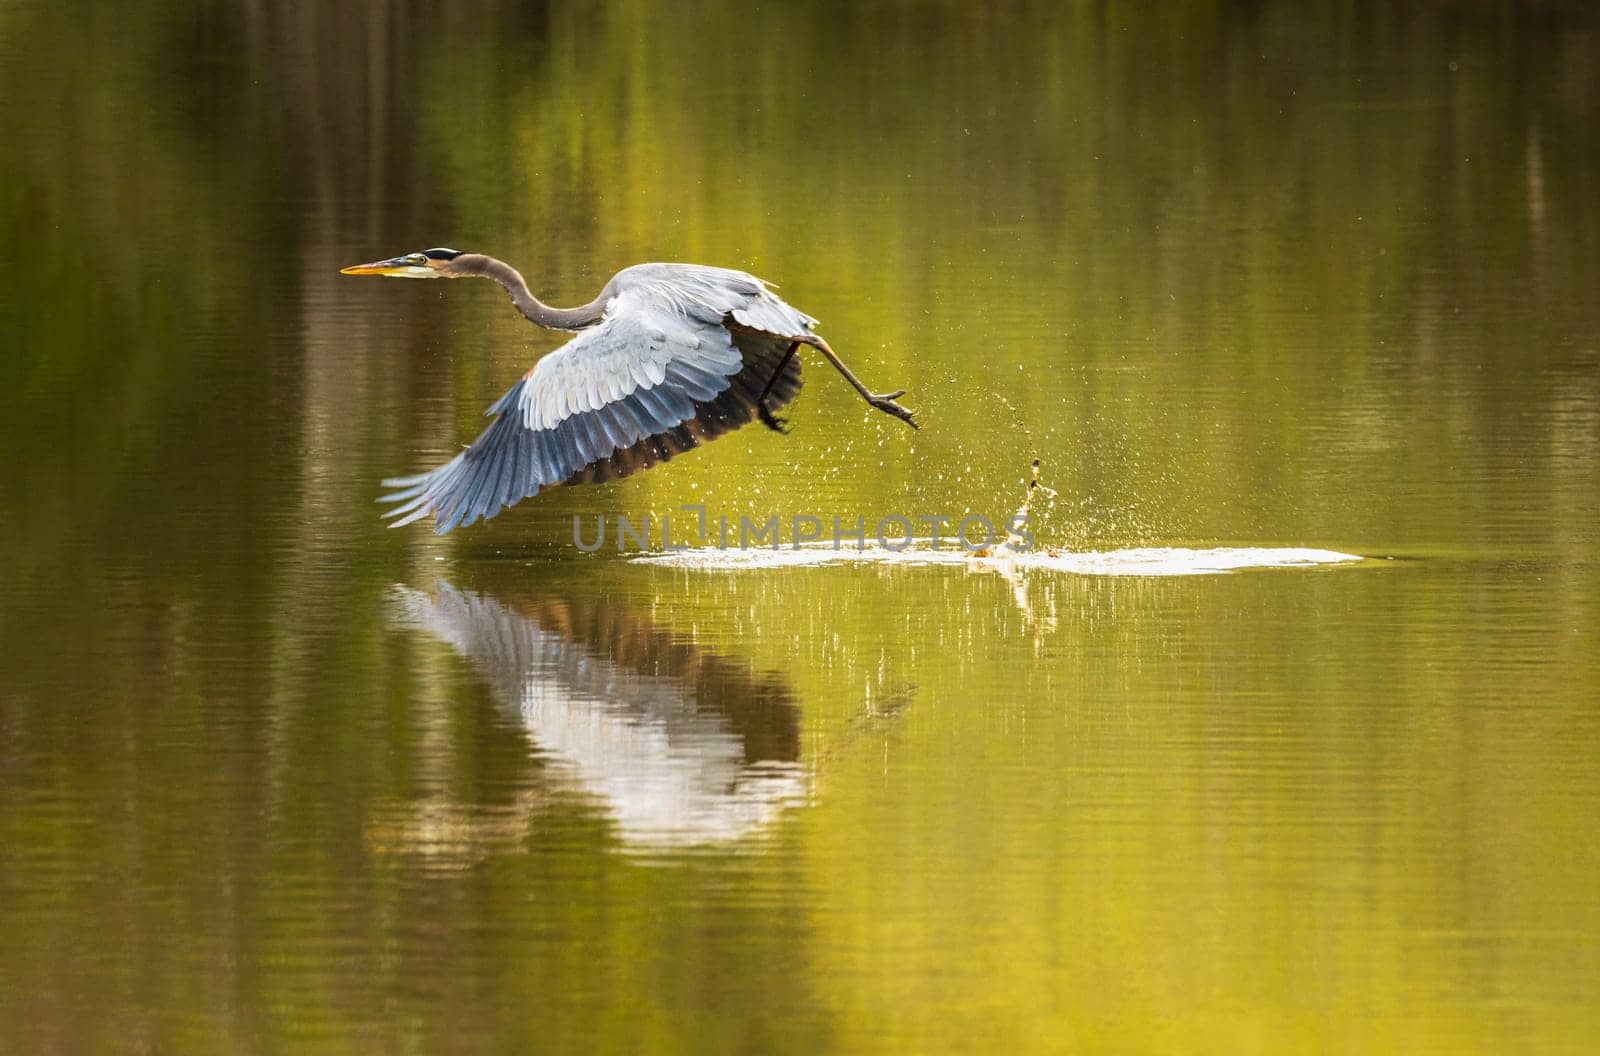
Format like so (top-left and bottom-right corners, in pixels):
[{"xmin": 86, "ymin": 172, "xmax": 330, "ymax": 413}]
[{"xmin": 3, "ymin": 2, "xmax": 1599, "ymax": 1051}]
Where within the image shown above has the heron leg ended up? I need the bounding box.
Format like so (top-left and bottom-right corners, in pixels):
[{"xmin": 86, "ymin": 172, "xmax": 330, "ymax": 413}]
[
  {"xmin": 757, "ymin": 341, "xmax": 802, "ymax": 434},
  {"xmin": 804, "ymin": 335, "xmax": 918, "ymax": 430}
]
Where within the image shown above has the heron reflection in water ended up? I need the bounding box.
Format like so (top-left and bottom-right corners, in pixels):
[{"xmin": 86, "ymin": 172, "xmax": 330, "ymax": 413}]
[
  {"xmin": 342, "ymin": 250, "xmax": 918, "ymax": 533},
  {"xmin": 389, "ymin": 581, "xmax": 807, "ymax": 850}
]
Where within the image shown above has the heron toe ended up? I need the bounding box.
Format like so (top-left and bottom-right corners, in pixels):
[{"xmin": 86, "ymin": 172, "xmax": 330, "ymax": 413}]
[
  {"xmin": 758, "ymin": 402, "xmax": 793, "ymax": 434},
  {"xmin": 867, "ymin": 393, "xmax": 919, "ymax": 429}
]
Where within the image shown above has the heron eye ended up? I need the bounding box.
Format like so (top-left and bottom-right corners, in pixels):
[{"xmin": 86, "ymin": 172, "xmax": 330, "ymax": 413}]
[{"xmin": 407, "ymin": 254, "xmax": 428, "ymax": 266}]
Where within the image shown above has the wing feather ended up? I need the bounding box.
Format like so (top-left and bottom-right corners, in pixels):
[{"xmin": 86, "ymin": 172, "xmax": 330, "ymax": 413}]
[{"xmin": 379, "ymin": 278, "xmax": 809, "ymax": 533}]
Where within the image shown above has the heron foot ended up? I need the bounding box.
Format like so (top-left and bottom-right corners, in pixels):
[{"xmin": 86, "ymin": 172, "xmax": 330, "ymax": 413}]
[
  {"xmin": 758, "ymin": 401, "xmax": 792, "ymax": 434},
  {"xmin": 867, "ymin": 390, "xmax": 919, "ymax": 430}
]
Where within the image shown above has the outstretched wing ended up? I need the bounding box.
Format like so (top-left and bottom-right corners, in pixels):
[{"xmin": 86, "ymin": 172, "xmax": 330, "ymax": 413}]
[{"xmin": 381, "ymin": 275, "xmax": 806, "ymax": 534}]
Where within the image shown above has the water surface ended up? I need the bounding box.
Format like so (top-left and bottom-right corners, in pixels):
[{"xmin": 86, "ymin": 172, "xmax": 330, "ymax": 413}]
[{"xmin": 2, "ymin": 2, "xmax": 1598, "ymax": 1052}]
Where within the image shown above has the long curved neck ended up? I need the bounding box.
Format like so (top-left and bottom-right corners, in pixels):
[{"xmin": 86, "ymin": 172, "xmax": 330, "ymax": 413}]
[{"xmin": 455, "ymin": 254, "xmax": 608, "ymax": 331}]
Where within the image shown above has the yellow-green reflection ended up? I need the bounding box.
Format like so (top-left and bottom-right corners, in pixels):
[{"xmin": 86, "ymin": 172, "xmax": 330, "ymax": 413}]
[
  {"xmin": 1, "ymin": 0, "xmax": 1598, "ymax": 1052},
  {"xmin": 385, "ymin": 578, "xmax": 807, "ymax": 852}
]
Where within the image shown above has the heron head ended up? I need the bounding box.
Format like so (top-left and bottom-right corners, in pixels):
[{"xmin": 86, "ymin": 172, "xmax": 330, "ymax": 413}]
[{"xmin": 340, "ymin": 247, "xmax": 465, "ymax": 279}]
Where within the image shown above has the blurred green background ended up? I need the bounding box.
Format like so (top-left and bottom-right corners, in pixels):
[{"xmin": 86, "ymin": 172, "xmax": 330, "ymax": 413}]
[{"xmin": 1, "ymin": 2, "xmax": 1597, "ymax": 1052}]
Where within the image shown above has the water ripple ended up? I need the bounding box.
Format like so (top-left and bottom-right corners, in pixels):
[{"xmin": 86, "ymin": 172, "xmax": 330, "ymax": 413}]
[{"xmin": 634, "ymin": 544, "xmax": 1364, "ymax": 577}]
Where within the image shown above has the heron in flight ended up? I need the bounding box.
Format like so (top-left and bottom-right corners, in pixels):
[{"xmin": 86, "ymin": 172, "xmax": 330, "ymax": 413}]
[{"xmin": 341, "ymin": 249, "xmax": 918, "ymax": 533}]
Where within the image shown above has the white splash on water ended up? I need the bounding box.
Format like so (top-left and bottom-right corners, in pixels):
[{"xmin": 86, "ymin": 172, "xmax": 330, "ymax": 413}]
[
  {"xmin": 636, "ymin": 466, "xmax": 1361, "ymax": 578},
  {"xmin": 632, "ymin": 543, "xmax": 1361, "ymax": 577}
]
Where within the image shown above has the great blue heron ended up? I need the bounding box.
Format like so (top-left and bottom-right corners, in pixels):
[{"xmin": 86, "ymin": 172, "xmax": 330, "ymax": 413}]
[{"xmin": 341, "ymin": 249, "xmax": 918, "ymax": 533}]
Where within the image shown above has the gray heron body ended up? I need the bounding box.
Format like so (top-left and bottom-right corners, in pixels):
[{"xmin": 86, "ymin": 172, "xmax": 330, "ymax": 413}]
[{"xmin": 341, "ymin": 250, "xmax": 918, "ymax": 533}]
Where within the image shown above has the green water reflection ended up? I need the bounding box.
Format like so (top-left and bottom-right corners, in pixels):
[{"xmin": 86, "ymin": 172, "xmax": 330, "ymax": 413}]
[{"xmin": 2, "ymin": 1, "xmax": 1597, "ymax": 1052}]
